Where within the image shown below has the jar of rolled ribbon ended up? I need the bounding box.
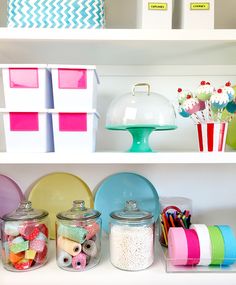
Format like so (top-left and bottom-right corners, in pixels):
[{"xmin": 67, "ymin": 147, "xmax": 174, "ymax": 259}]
[
  {"xmin": 0, "ymin": 201, "xmax": 49, "ymax": 272},
  {"xmin": 56, "ymin": 200, "xmax": 101, "ymax": 271}
]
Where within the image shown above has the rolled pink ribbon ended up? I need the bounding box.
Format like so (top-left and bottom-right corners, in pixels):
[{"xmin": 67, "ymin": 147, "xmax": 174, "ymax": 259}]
[
  {"xmin": 168, "ymin": 227, "xmax": 188, "ymax": 266},
  {"xmin": 85, "ymin": 223, "xmax": 100, "ymax": 240},
  {"xmin": 72, "ymin": 253, "xmax": 87, "ymax": 271},
  {"xmin": 184, "ymin": 229, "xmax": 200, "ymax": 266}
]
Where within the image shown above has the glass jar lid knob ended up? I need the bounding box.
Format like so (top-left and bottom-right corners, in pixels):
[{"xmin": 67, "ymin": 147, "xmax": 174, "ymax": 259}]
[
  {"xmin": 18, "ymin": 201, "xmax": 32, "ymax": 211},
  {"xmin": 72, "ymin": 200, "xmax": 86, "ymax": 211},
  {"xmin": 125, "ymin": 200, "xmax": 138, "ymax": 211}
]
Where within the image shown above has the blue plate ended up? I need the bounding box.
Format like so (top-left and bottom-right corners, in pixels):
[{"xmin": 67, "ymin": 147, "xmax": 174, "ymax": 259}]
[{"xmin": 94, "ymin": 172, "xmax": 159, "ymax": 233}]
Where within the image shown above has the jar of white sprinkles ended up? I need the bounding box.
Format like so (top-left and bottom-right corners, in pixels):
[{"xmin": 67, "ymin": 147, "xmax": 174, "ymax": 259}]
[{"xmin": 109, "ymin": 200, "xmax": 155, "ymax": 271}]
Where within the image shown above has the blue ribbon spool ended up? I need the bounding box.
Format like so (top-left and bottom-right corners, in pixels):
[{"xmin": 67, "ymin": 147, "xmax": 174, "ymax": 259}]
[{"xmin": 217, "ymin": 225, "xmax": 236, "ymax": 266}]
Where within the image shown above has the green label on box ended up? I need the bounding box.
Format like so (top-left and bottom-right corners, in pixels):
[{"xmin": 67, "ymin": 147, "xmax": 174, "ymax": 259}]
[
  {"xmin": 190, "ymin": 2, "xmax": 210, "ymax": 10},
  {"xmin": 148, "ymin": 3, "xmax": 168, "ymax": 10}
]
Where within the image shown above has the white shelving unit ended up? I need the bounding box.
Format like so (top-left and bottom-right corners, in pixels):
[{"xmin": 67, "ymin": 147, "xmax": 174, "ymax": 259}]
[
  {"xmin": 0, "ymin": 28, "xmax": 236, "ymax": 65},
  {"xmin": 0, "ymin": 152, "xmax": 236, "ymax": 164},
  {"xmin": 1, "ymin": 1, "xmax": 236, "ymax": 284}
]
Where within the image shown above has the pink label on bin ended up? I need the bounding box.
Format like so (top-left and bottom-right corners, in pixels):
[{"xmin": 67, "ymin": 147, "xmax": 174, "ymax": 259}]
[
  {"xmin": 9, "ymin": 68, "xmax": 39, "ymax": 88},
  {"xmin": 10, "ymin": 112, "xmax": 39, "ymax": 131},
  {"xmin": 59, "ymin": 113, "xmax": 87, "ymax": 132},
  {"xmin": 58, "ymin": 69, "xmax": 87, "ymax": 89}
]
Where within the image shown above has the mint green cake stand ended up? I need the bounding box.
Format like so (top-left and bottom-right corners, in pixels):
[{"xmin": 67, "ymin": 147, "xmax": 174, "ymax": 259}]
[{"xmin": 106, "ymin": 124, "xmax": 177, "ymax": 152}]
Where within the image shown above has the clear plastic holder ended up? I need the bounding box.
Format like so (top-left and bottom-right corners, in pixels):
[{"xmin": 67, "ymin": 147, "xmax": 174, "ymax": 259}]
[
  {"xmin": 159, "ymin": 243, "xmax": 236, "ymax": 273},
  {"xmin": 159, "ymin": 197, "xmax": 192, "ymax": 247}
]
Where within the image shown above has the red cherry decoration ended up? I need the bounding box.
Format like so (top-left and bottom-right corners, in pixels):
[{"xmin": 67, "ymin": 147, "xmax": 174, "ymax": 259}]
[
  {"xmin": 226, "ymin": 81, "xmax": 231, "ymax": 87},
  {"xmin": 201, "ymin": 81, "xmax": 206, "ymax": 85},
  {"xmin": 218, "ymin": 88, "xmax": 223, "ymax": 94},
  {"xmin": 177, "ymin": 88, "xmax": 182, "ymax": 93},
  {"xmin": 186, "ymin": 95, "xmax": 192, "ymax": 99},
  {"xmin": 206, "ymin": 82, "xmax": 211, "ymax": 85}
]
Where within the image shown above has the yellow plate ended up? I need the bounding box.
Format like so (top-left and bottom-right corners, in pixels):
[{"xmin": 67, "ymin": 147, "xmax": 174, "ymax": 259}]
[{"xmin": 28, "ymin": 172, "xmax": 93, "ymax": 239}]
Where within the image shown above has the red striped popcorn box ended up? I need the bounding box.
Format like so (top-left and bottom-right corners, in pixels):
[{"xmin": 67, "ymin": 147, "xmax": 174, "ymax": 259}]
[{"xmin": 197, "ymin": 123, "xmax": 228, "ymax": 152}]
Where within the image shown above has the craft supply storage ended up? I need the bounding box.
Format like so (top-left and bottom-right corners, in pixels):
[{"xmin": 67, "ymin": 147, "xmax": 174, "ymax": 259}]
[{"xmin": 1, "ymin": 0, "xmax": 236, "ymax": 284}]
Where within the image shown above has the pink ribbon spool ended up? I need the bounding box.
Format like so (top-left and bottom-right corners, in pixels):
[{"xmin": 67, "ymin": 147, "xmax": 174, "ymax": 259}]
[
  {"xmin": 168, "ymin": 227, "xmax": 188, "ymax": 266},
  {"xmin": 72, "ymin": 253, "xmax": 87, "ymax": 271},
  {"xmin": 184, "ymin": 229, "xmax": 200, "ymax": 266}
]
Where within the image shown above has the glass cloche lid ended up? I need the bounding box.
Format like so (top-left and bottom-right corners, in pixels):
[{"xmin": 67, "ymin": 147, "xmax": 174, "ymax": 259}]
[
  {"xmin": 106, "ymin": 83, "xmax": 177, "ymax": 152},
  {"xmin": 106, "ymin": 83, "xmax": 176, "ymax": 130}
]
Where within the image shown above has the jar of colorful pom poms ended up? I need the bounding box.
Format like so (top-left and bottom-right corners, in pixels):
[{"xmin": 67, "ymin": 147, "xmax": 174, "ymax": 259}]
[{"xmin": 178, "ymin": 81, "xmax": 236, "ymax": 152}]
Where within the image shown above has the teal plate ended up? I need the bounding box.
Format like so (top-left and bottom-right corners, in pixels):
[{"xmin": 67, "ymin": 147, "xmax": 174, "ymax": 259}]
[{"xmin": 94, "ymin": 172, "xmax": 159, "ymax": 233}]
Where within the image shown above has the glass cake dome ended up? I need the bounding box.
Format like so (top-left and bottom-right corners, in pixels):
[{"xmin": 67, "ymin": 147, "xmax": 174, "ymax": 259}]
[{"xmin": 106, "ymin": 83, "xmax": 177, "ymax": 152}]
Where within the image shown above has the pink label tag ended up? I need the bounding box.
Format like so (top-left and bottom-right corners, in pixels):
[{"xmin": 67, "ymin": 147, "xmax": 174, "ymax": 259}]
[
  {"xmin": 58, "ymin": 69, "xmax": 87, "ymax": 89},
  {"xmin": 10, "ymin": 112, "xmax": 39, "ymax": 131},
  {"xmin": 9, "ymin": 68, "xmax": 39, "ymax": 88},
  {"xmin": 59, "ymin": 113, "xmax": 87, "ymax": 132}
]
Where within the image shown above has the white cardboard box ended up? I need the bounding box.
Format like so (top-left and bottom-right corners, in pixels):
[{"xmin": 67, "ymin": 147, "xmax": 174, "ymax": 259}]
[
  {"xmin": 175, "ymin": 0, "xmax": 214, "ymax": 29},
  {"xmin": 137, "ymin": 0, "xmax": 173, "ymax": 29},
  {"xmin": 49, "ymin": 65, "xmax": 99, "ymax": 109},
  {"xmin": 51, "ymin": 110, "xmax": 99, "ymax": 152},
  {"xmin": 1, "ymin": 65, "xmax": 53, "ymax": 108},
  {"xmin": 1, "ymin": 109, "xmax": 54, "ymax": 152}
]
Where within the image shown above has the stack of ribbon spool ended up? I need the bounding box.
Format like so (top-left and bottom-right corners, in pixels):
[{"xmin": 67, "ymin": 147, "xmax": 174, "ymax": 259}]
[
  {"xmin": 57, "ymin": 222, "xmax": 100, "ymax": 271},
  {"xmin": 168, "ymin": 224, "xmax": 236, "ymax": 266},
  {"xmin": 2, "ymin": 221, "xmax": 48, "ymax": 270}
]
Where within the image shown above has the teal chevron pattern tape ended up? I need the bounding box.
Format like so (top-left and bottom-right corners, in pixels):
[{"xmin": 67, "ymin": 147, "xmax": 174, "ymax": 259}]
[{"xmin": 8, "ymin": 0, "xmax": 105, "ymax": 28}]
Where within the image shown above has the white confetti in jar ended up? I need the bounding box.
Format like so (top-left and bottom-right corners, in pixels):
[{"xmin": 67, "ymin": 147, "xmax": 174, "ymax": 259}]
[{"xmin": 109, "ymin": 200, "xmax": 155, "ymax": 271}]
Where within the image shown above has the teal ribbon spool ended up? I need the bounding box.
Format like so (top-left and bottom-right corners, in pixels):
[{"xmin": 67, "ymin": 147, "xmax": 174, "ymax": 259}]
[
  {"xmin": 58, "ymin": 224, "xmax": 87, "ymax": 244},
  {"xmin": 217, "ymin": 225, "xmax": 236, "ymax": 266}
]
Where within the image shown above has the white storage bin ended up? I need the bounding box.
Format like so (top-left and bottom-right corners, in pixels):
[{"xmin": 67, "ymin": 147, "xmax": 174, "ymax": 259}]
[
  {"xmin": 175, "ymin": 0, "xmax": 214, "ymax": 29},
  {"xmin": 50, "ymin": 110, "xmax": 99, "ymax": 152},
  {"xmin": 1, "ymin": 109, "xmax": 54, "ymax": 152},
  {"xmin": 49, "ymin": 65, "xmax": 99, "ymax": 109},
  {"xmin": 137, "ymin": 0, "xmax": 173, "ymax": 29},
  {"xmin": 1, "ymin": 65, "xmax": 53, "ymax": 108}
]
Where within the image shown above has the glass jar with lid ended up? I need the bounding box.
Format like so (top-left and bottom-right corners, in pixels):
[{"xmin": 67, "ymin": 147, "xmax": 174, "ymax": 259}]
[
  {"xmin": 56, "ymin": 200, "xmax": 101, "ymax": 271},
  {"xmin": 109, "ymin": 200, "xmax": 155, "ymax": 271},
  {"xmin": 1, "ymin": 201, "xmax": 49, "ymax": 271}
]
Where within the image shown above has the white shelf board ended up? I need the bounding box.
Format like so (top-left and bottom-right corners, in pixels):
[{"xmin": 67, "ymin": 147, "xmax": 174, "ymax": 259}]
[
  {"xmin": 0, "ymin": 29, "xmax": 236, "ymax": 65},
  {"xmin": 0, "ymin": 152, "xmax": 236, "ymax": 164},
  {"xmin": 1, "ymin": 238, "xmax": 235, "ymax": 285}
]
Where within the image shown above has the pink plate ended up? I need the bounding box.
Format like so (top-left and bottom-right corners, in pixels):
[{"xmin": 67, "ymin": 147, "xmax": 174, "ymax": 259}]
[{"xmin": 0, "ymin": 174, "xmax": 24, "ymax": 218}]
